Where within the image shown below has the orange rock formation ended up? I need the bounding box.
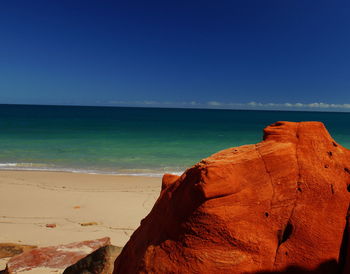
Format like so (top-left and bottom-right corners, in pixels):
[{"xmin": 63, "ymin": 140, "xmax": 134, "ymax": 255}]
[{"xmin": 114, "ymin": 122, "xmax": 350, "ymax": 274}]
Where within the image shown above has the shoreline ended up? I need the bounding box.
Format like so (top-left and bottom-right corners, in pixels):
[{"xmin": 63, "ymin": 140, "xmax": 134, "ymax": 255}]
[
  {"xmin": 0, "ymin": 165, "xmax": 184, "ymax": 178},
  {"xmin": 0, "ymin": 170, "xmax": 161, "ymax": 248}
]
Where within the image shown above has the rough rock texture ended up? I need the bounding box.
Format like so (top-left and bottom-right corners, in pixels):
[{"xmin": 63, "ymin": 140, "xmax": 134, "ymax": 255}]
[
  {"xmin": 0, "ymin": 244, "xmax": 37, "ymax": 273},
  {"xmin": 5, "ymin": 237, "xmax": 110, "ymax": 273},
  {"xmin": 114, "ymin": 122, "xmax": 350, "ymax": 274},
  {"xmin": 63, "ymin": 245, "xmax": 121, "ymax": 274},
  {"xmin": 0, "ymin": 244, "xmax": 37, "ymax": 259}
]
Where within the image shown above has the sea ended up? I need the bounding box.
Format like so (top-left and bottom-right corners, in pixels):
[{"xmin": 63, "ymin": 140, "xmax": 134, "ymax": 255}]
[{"xmin": 0, "ymin": 104, "xmax": 349, "ymax": 177}]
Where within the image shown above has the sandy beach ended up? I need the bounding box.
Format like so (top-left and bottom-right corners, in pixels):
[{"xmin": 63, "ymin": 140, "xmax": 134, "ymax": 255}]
[{"xmin": 0, "ymin": 170, "xmax": 160, "ymax": 249}]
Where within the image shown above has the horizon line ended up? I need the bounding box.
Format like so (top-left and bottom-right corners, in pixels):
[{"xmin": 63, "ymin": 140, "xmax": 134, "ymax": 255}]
[{"xmin": 1, "ymin": 102, "xmax": 350, "ymax": 114}]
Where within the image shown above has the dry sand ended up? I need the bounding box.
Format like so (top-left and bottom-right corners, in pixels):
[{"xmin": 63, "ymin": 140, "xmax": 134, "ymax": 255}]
[{"xmin": 0, "ymin": 170, "xmax": 160, "ymax": 249}]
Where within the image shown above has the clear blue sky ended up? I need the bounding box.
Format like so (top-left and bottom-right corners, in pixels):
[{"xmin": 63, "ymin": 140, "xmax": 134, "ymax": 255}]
[{"xmin": 1, "ymin": 1, "xmax": 350, "ymax": 111}]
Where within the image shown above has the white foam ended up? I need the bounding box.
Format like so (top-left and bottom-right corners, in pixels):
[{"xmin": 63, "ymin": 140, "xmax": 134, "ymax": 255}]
[
  {"xmin": 0, "ymin": 163, "xmax": 20, "ymax": 167},
  {"xmin": 0, "ymin": 162, "xmax": 184, "ymax": 177}
]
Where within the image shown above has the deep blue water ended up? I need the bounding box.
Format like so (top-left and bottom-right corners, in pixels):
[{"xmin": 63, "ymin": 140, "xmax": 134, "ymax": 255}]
[{"xmin": 0, "ymin": 104, "xmax": 349, "ymax": 176}]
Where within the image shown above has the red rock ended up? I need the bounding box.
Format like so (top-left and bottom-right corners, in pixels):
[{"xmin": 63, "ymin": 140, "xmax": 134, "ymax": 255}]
[
  {"xmin": 0, "ymin": 244, "xmax": 37, "ymax": 259},
  {"xmin": 80, "ymin": 221, "xmax": 98, "ymax": 226},
  {"xmin": 114, "ymin": 122, "xmax": 350, "ymax": 274},
  {"xmin": 5, "ymin": 237, "xmax": 110, "ymax": 273},
  {"xmin": 64, "ymin": 245, "xmax": 121, "ymax": 274},
  {"xmin": 45, "ymin": 224, "xmax": 56, "ymax": 228}
]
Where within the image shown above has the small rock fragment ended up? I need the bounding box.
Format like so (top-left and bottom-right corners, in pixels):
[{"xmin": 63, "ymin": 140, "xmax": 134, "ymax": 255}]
[{"xmin": 80, "ymin": 222, "xmax": 98, "ymax": 226}]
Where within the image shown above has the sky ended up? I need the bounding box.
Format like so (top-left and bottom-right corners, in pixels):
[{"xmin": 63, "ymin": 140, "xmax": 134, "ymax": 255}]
[{"xmin": 0, "ymin": 1, "xmax": 350, "ymax": 111}]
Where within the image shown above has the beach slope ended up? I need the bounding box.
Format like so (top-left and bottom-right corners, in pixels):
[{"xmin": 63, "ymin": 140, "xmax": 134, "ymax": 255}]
[{"xmin": 0, "ymin": 171, "xmax": 159, "ymax": 248}]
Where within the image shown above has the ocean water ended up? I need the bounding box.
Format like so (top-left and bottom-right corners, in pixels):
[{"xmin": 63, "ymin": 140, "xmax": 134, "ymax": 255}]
[{"xmin": 0, "ymin": 104, "xmax": 349, "ymax": 176}]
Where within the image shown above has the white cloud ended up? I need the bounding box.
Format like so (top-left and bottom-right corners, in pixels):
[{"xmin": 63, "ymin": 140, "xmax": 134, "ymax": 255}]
[
  {"xmin": 248, "ymin": 101, "xmax": 260, "ymax": 107},
  {"xmin": 244, "ymin": 102, "xmax": 350, "ymax": 110},
  {"xmin": 207, "ymin": 101, "xmax": 222, "ymax": 106},
  {"xmin": 106, "ymin": 100, "xmax": 350, "ymax": 111}
]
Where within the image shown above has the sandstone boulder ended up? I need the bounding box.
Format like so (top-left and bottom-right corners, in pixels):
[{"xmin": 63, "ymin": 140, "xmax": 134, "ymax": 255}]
[
  {"xmin": 5, "ymin": 237, "xmax": 111, "ymax": 273},
  {"xmin": 114, "ymin": 122, "xmax": 350, "ymax": 273},
  {"xmin": 63, "ymin": 244, "xmax": 121, "ymax": 274}
]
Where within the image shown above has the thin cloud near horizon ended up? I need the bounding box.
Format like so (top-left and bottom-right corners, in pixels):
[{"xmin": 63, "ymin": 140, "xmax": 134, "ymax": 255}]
[{"xmin": 107, "ymin": 100, "xmax": 350, "ymax": 111}]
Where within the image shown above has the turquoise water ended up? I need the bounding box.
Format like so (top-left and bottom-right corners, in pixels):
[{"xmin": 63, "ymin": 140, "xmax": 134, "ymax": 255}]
[{"xmin": 0, "ymin": 104, "xmax": 349, "ymax": 176}]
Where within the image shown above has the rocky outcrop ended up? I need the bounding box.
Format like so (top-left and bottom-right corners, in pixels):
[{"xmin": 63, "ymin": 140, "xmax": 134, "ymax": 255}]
[
  {"xmin": 0, "ymin": 244, "xmax": 37, "ymax": 260},
  {"xmin": 114, "ymin": 121, "xmax": 350, "ymax": 274},
  {"xmin": 0, "ymin": 244, "xmax": 37, "ymax": 273},
  {"xmin": 63, "ymin": 245, "xmax": 121, "ymax": 274},
  {"xmin": 5, "ymin": 237, "xmax": 112, "ymax": 273}
]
